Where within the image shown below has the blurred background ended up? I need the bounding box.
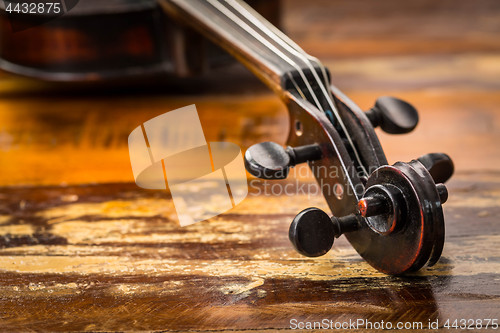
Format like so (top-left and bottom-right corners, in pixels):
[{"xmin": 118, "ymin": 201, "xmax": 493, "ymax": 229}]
[{"xmin": 0, "ymin": 0, "xmax": 499, "ymax": 186}]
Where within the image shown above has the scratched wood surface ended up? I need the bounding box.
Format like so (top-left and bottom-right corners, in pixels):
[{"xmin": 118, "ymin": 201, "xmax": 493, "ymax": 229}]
[{"xmin": 0, "ymin": 0, "xmax": 499, "ymax": 332}]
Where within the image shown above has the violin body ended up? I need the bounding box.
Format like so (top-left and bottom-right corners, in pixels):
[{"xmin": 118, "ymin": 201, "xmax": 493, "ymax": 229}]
[{"xmin": 0, "ymin": 0, "xmax": 280, "ymax": 80}]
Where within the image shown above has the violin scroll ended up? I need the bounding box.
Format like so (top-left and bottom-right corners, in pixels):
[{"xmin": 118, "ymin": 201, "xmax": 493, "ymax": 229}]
[{"xmin": 289, "ymin": 158, "xmax": 449, "ymax": 274}]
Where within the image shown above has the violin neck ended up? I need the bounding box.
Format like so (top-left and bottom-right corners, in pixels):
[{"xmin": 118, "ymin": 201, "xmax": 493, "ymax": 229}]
[{"xmin": 159, "ymin": 0, "xmax": 330, "ymax": 102}]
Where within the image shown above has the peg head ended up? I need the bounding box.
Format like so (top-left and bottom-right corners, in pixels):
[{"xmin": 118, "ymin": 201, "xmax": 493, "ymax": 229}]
[
  {"xmin": 417, "ymin": 152, "xmax": 454, "ymax": 184},
  {"xmin": 289, "ymin": 208, "xmax": 336, "ymax": 257},
  {"xmin": 367, "ymin": 96, "xmax": 419, "ymax": 134},
  {"xmin": 244, "ymin": 141, "xmax": 291, "ymax": 179}
]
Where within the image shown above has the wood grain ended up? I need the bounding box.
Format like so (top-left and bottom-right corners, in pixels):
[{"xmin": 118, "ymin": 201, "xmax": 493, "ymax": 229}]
[
  {"xmin": 0, "ymin": 0, "xmax": 499, "ymax": 331},
  {"xmin": 0, "ymin": 174, "xmax": 498, "ymax": 331}
]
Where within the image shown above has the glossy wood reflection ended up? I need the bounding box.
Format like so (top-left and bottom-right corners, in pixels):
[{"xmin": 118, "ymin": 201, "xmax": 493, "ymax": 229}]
[{"xmin": 0, "ymin": 174, "xmax": 499, "ymax": 331}]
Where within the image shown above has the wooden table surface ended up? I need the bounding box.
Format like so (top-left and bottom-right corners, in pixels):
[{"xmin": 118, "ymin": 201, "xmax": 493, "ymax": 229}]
[{"xmin": 0, "ymin": 0, "xmax": 499, "ymax": 331}]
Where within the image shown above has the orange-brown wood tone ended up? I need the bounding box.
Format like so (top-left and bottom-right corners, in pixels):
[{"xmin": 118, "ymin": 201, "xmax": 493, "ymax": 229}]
[{"xmin": 0, "ymin": 0, "xmax": 499, "ymax": 331}]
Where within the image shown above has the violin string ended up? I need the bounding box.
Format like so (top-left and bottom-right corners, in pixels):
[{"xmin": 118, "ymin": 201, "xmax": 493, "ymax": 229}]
[
  {"xmin": 287, "ymin": 73, "xmax": 307, "ymax": 101},
  {"xmin": 223, "ymin": 0, "xmax": 368, "ymax": 176},
  {"xmin": 232, "ymin": 1, "xmax": 332, "ymax": 96},
  {"xmin": 226, "ymin": 0, "xmax": 330, "ymax": 95},
  {"xmin": 206, "ymin": 0, "xmax": 325, "ymax": 114},
  {"xmin": 210, "ymin": 0, "xmax": 359, "ymax": 195}
]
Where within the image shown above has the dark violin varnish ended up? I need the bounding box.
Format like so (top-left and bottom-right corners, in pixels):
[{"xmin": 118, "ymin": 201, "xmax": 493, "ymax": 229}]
[{"xmin": 0, "ymin": 0, "xmax": 280, "ymax": 80}]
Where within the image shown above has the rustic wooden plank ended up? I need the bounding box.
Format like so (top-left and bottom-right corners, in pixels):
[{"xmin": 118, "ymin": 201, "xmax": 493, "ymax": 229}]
[
  {"xmin": 0, "ymin": 172, "xmax": 498, "ymax": 331},
  {"xmin": 0, "ymin": 0, "xmax": 499, "ymax": 331}
]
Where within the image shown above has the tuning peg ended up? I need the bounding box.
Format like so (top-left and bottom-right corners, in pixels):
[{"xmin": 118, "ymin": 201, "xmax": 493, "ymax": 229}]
[
  {"xmin": 244, "ymin": 142, "xmax": 322, "ymax": 180},
  {"xmin": 365, "ymin": 96, "xmax": 419, "ymax": 134},
  {"xmin": 417, "ymin": 153, "xmax": 454, "ymax": 184},
  {"xmin": 289, "ymin": 207, "xmax": 360, "ymax": 257},
  {"xmin": 358, "ymin": 181, "xmax": 449, "ymax": 219}
]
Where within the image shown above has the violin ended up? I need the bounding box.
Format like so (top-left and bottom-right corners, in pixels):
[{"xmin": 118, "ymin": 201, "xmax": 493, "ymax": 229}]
[{"xmin": 0, "ymin": 0, "xmax": 454, "ymax": 275}]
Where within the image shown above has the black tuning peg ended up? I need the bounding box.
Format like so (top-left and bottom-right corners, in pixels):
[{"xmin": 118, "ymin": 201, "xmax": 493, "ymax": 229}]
[
  {"xmin": 365, "ymin": 96, "xmax": 419, "ymax": 134},
  {"xmin": 289, "ymin": 207, "xmax": 360, "ymax": 257},
  {"xmin": 417, "ymin": 153, "xmax": 454, "ymax": 184},
  {"xmin": 244, "ymin": 142, "xmax": 322, "ymax": 180}
]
